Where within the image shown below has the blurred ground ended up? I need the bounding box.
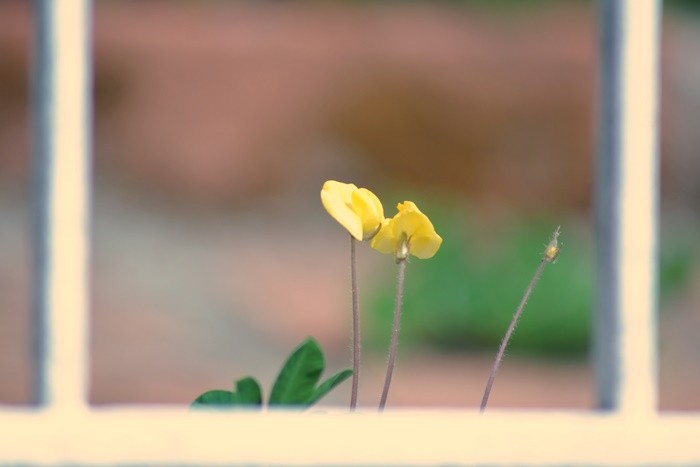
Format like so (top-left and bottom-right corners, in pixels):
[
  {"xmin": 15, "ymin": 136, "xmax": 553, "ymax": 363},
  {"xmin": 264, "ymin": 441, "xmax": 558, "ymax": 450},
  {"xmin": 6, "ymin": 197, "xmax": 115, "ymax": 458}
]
[{"xmin": 0, "ymin": 1, "xmax": 699, "ymax": 410}]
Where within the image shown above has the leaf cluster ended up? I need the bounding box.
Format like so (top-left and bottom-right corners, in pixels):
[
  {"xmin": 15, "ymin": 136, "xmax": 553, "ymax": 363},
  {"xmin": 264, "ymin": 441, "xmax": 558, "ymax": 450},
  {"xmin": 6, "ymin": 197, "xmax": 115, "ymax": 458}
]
[{"xmin": 191, "ymin": 338, "xmax": 352, "ymax": 410}]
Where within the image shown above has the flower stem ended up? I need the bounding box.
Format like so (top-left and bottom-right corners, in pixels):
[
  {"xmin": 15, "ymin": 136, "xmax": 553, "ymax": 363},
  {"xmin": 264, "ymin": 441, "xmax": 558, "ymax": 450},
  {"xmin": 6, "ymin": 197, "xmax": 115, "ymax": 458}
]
[
  {"xmin": 480, "ymin": 226, "xmax": 561, "ymax": 412},
  {"xmin": 350, "ymin": 235, "xmax": 360, "ymax": 411},
  {"xmin": 379, "ymin": 258, "xmax": 407, "ymax": 411}
]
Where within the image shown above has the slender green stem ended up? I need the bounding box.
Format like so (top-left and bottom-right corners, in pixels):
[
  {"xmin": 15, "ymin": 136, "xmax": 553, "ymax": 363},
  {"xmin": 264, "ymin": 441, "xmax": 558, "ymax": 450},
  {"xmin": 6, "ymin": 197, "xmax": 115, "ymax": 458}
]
[
  {"xmin": 350, "ymin": 235, "xmax": 360, "ymax": 411},
  {"xmin": 378, "ymin": 258, "xmax": 407, "ymax": 412},
  {"xmin": 480, "ymin": 226, "xmax": 561, "ymax": 412}
]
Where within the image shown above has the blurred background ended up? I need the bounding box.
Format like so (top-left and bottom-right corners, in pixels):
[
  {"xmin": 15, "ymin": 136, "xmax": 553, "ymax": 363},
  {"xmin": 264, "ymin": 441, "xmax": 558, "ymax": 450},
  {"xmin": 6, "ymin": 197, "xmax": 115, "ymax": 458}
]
[{"xmin": 0, "ymin": 0, "xmax": 699, "ymax": 410}]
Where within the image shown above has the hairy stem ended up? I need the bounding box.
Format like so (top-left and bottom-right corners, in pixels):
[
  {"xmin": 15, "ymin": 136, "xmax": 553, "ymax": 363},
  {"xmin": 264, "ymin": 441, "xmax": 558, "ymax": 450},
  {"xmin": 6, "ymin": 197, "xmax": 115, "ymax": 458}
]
[
  {"xmin": 480, "ymin": 260, "xmax": 546, "ymax": 412},
  {"xmin": 350, "ymin": 235, "xmax": 360, "ymax": 411},
  {"xmin": 379, "ymin": 258, "xmax": 407, "ymax": 411},
  {"xmin": 480, "ymin": 226, "xmax": 561, "ymax": 412}
]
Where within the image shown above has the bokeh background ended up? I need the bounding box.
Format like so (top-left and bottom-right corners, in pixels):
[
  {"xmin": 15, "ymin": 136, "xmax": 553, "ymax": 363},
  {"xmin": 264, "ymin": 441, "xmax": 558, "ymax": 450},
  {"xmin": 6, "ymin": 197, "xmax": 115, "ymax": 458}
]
[{"xmin": 1, "ymin": 0, "xmax": 699, "ymax": 410}]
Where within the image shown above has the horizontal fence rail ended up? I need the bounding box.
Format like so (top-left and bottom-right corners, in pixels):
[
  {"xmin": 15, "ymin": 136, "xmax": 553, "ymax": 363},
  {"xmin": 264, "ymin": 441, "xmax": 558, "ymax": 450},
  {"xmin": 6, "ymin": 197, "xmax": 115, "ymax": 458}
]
[{"xmin": 0, "ymin": 411, "xmax": 699, "ymax": 465}]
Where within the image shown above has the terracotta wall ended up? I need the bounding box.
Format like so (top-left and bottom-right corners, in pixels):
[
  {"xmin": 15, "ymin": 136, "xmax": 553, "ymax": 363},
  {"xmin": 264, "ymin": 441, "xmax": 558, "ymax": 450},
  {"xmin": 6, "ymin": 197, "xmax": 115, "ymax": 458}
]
[{"xmin": 0, "ymin": 2, "xmax": 698, "ymax": 210}]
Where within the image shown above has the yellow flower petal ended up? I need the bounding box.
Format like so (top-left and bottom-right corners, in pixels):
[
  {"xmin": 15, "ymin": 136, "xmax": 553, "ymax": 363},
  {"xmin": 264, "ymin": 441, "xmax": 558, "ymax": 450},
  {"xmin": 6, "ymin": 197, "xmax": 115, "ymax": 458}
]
[
  {"xmin": 320, "ymin": 180, "xmax": 384, "ymax": 241},
  {"xmin": 352, "ymin": 188, "xmax": 385, "ymax": 240},
  {"xmin": 407, "ymin": 226, "xmax": 442, "ymax": 259},
  {"xmin": 369, "ymin": 219, "xmax": 396, "ymax": 254},
  {"xmin": 370, "ymin": 200, "xmax": 442, "ymax": 260},
  {"xmin": 321, "ymin": 181, "xmax": 363, "ymax": 240},
  {"xmin": 397, "ymin": 201, "xmax": 421, "ymax": 214}
]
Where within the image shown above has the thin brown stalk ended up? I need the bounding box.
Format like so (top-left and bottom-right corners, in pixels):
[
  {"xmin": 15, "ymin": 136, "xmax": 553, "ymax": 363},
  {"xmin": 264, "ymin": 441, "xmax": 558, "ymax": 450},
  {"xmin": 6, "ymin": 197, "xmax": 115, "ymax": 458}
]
[
  {"xmin": 378, "ymin": 258, "xmax": 407, "ymax": 412},
  {"xmin": 480, "ymin": 226, "xmax": 561, "ymax": 412},
  {"xmin": 350, "ymin": 235, "xmax": 360, "ymax": 411}
]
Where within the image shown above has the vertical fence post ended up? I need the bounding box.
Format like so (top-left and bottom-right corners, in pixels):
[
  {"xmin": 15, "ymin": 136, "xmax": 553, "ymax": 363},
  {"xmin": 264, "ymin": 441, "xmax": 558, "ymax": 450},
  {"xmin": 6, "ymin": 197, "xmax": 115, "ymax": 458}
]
[
  {"xmin": 31, "ymin": 0, "xmax": 92, "ymax": 409},
  {"xmin": 595, "ymin": 0, "xmax": 661, "ymax": 414}
]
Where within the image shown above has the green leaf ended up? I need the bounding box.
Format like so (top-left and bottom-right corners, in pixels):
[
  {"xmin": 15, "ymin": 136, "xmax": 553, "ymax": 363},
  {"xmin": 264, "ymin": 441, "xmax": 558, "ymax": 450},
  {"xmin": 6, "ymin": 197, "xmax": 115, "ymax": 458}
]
[
  {"xmin": 235, "ymin": 377, "xmax": 263, "ymax": 406},
  {"xmin": 190, "ymin": 379, "xmax": 262, "ymax": 410},
  {"xmin": 190, "ymin": 389, "xmax": 238, "ymax": 409},
  {"xmin": 308, "ymin": 368, "xmax": 353, "ymax": 406},
  {"xmin": 269, "ymin": 338, "xmax": 324, "ymax": 407}
]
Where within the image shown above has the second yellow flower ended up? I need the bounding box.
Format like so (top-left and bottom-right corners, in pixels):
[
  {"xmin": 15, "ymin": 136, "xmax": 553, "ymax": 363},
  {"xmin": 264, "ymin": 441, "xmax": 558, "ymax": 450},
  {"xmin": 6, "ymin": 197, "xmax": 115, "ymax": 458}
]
[{"xmin": 370, "ymin": 201, "xmax": 442, "ymax": 260}]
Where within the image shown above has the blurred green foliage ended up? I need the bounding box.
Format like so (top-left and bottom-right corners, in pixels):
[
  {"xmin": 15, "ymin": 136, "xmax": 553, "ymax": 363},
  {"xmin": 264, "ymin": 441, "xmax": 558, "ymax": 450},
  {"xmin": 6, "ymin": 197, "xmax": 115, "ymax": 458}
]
[
  {"xmin": 366, "ymin": 203, "xmax": 696, "ymax": 359},
  {"xmin": 666, "ymin": 0, "xmax": 700, "ymax": 15}
]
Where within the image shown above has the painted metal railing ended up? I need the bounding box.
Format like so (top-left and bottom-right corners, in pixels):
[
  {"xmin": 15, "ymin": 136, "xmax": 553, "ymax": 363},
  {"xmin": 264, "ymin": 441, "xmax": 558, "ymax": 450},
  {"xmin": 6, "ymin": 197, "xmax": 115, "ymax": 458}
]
[
  {"xmin": 31, "ymin": 0, "xmax": 92, "ymax": 412},
  {"xmin": 595, "ymin": 0, "xmax": 660, "ymax": 415}
]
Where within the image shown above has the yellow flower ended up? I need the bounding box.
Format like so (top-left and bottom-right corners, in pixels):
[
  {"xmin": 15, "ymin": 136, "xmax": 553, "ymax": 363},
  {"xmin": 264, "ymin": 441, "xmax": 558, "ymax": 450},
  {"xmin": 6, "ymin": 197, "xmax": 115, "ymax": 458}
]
[
  {"xmin": 370, "ymin": 201, "xmax": 442, "ymax": 260},
  {"xmin": 321, "ymin": 180, "xmax": 384, "ymax": 241}
]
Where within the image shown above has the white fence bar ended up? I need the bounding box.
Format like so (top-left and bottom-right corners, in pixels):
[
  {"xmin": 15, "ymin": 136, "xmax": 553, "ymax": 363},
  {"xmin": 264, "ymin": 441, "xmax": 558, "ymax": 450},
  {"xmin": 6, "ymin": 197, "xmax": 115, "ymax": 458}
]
[
  {"xmin": 1, "ymin": 410, "xmax": 699, "ymax": 465},
  {"xmin": 31, "ymin": 0, "xmax": 92, "ymax": 409},
  {"xmin": 595, "ymin": 0, "xmax": 661, "ymax": 413}
]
